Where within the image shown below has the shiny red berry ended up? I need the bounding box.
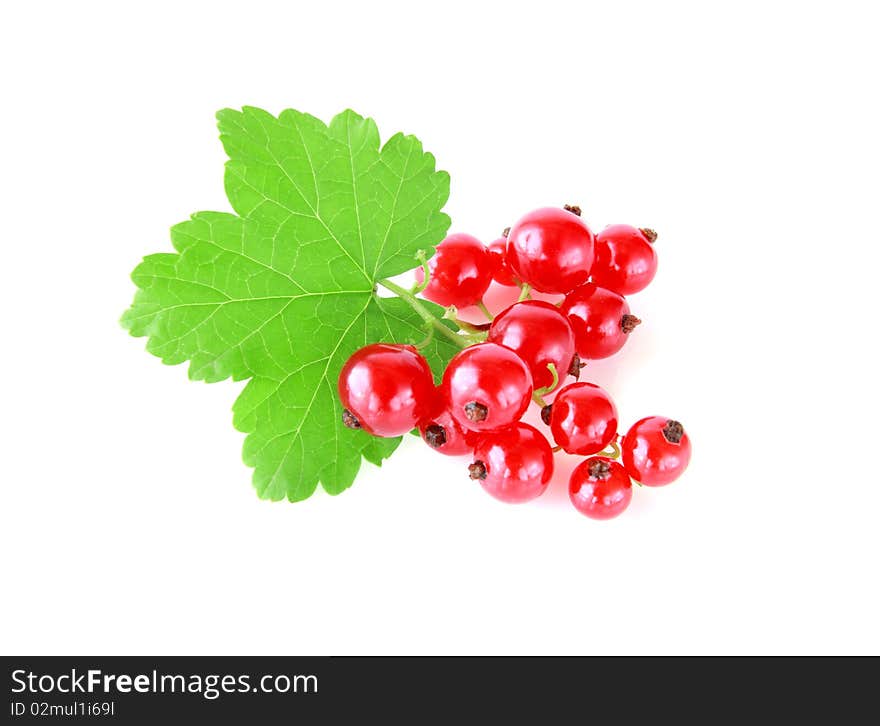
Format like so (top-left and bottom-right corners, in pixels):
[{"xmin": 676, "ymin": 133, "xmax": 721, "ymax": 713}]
[
  {"xmin": 506, "ymin": 207, "xmax": 595, "ymax": 294},
  {"xmin": 544, "ymin": 382, "xmax": 618, "ymax": 455},
  {"xmin": 487, "ymin": 236, "xmax": 518, "ymax": 286},
  {"xmin": 442, "ymin": 343, "xmax": 533, "ymax": 433},
  {"xmin": 487, "ymin": 300, "xmax": 576, "ymax": 390},
  {"xmin": 338, "ymin": 344, "xmax": 435, "ymax": 437},
  {"xmin": 418, "ymin": 393, "xmax": 475, "ymax": 456},
  {"xmin": 561, "ymin": 283, "xmax": 641, "ymax": 359},
  {"xmin": 415, "ymin": 233, "xmax": 493, "ymax": 307},
  {"xmin": 621, "ymin": 417, "xmax": 692, "ymax": 486},
  {"xmin": 469, "ymin": 423, "xmax": 553, "ymax": 503},
  {"xmin": 569, "ymin": 457, "xmax": 633, "ymax": 520},
  {"xmin": 591, "ymin": 225, "xmax": 658, "ymax": 295}
]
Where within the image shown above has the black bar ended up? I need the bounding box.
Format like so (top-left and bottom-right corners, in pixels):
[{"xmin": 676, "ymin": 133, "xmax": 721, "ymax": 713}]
[{"xmin": 2, "ymin": 656, "xmax": 872, "ymax": 722}]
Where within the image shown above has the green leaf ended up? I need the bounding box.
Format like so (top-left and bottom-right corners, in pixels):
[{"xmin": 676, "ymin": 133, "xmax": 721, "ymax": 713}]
[{"xmin": 122, "ymin": 107, "xmax": 457, "ymax": 500}]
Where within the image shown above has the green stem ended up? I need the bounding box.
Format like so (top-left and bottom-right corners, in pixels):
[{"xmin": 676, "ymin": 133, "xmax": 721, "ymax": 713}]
[
  {"xmin": 410, "ymin": 251, "xmax": 431, "ymax": 295},
  {"xmin": 476, "ymin": 300, "xmax": 494, "ymax": 321},
  {"xmin": 518, "ymin": 283, "xmax": 532, "ymax": 302},
  {"xmin": 460, "ymin": 331, "xmax": 489, "ymax": 344},
  {"xmin": 444, "ymin": 308, "xmax": 488, "ymax": 335},
  {"xmin": 378, "ymin": 278, "xmax": 469, "ymax": 348},
  {"xmin": 412, "ymin": 324, "xmax": 434, "ymax": 350},
  {"xmin": 443, "ymin": 306, "xmax": 491, "ymax": 335},
  {"xmin": 533, "ymin": 363, "xmax": 559, "ymax": 397},
  {"xmin": 532, "ymin": 391, "xmax": 548, "ymax": 408},
  {"xmin": 598, "ymin": 440, "xmax": 621, "ymax": 459}
]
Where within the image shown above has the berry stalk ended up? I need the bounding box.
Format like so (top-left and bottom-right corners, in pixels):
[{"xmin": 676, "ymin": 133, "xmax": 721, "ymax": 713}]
[
  {"xmin": 377, "ymin": 278, "xmax": 471, "ymax": 348},
  {"xmin": 409, "ymin": 250, "xmax": 431, "ymax": 295}
]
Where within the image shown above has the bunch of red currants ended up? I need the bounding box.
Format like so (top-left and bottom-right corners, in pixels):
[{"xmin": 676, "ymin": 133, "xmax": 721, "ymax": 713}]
[{"xmin": 338, "ymin": 206, "xmax": 691, "ymax": 520}]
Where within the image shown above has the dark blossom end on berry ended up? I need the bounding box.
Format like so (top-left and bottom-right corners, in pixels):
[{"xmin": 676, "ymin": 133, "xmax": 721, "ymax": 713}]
[
  {"xmin": 621, "ymin": 314, "xmax": 642, "ymax": 334},
  {"xmin": 588, "ymin": 458, "xmax": 613, "ymax": 480},
  {"xmin": 464, "ymin": 401, "xmax": 488, "ymax": 423},
  {"xmin": 342, "ymin": 409, "xmax": 361, "ymax": 429},
  {"xmin": 568, "ymin": 353, "xmax": 585, "ymax": 379},
  {"xmin": 662, "ymin": 419, "xmax": 685, "ymax": 444},
  {"xmin": 468, "ymin": 461, "xmax": 487, "ymax": 480},
  {"xmin": 423, "ymin": 424, "xmax": 447, "ymax": 449}
]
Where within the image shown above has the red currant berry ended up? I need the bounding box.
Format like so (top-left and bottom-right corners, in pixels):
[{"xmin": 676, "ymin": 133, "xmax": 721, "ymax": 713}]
[
  {"xmin": 569, "ymin": 457, "xmax": 633, "ymax": 520},
  {"xmin": 414, "ymin": 233, "xmax": 493, "ymax": 307},
  {"xmin": 561, "ymin": 283, "xmax": 641, "ymax": 359},
  {"xmin": 591, "ymin": 225, "xmax": 658, "ymax": 295},
  {"xmin": 338, "ymin": 344, "xmax": 434, "ymax": 437},
  {"xmin": 418, "ymin": 393, "xmax": 475, "ymax": 456},
  {"xmin": 621, "ymin": 417, "xmax": 692, "ymax": 486},
  {"xmin": 487, "ymin": 300, "xmax": 575, "ymax": 390},
  {"xmin": 544, "ymin": 382, "xmax": 618, "ymax": 455},
  {"xmin": 505, "ymin": 206, "xmax": 595, "ymax": 294},
  {"xmin": 441, "ymin": 342, "xmax": 532, "ymax": 433},
  {"xmin": 469, "ymin": 423, "xmax": 553, "ymax": 503},
  {"xmin": 487, "ymin": 236, "xmax": 518, "ymax": 286}
]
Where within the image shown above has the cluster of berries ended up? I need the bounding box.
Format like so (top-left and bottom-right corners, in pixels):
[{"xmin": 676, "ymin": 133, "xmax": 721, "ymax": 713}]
[{"xmin": 338, "ymin": 206, "xmax": 691, "ymax": 519}]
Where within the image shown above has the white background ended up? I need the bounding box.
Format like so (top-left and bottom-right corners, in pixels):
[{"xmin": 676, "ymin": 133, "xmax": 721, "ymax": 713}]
[{"xmin": 2, "ymin": 1, "xmax": 878, "ymax": 655}]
